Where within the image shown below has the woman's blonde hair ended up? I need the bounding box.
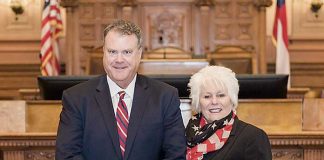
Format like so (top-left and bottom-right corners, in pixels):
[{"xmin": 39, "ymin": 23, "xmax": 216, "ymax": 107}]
[{"xmin": 188, "ymin": 66, "xmax": 239, "ymax": 113}]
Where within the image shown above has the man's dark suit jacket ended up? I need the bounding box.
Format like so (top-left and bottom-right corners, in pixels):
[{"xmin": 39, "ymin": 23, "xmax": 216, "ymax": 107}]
[
  {"xmin": 55, "ymin": 75, "xmax": 186, "ymax": 160},
  {"xmin": 202, "ymin": 117, "xmax": 272, "ymax": 160}
]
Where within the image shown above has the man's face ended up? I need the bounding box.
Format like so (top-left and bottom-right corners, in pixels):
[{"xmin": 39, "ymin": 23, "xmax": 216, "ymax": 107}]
[{"xmin": 103, "ymin": 30, "xmax": 142, "ymax": 88}]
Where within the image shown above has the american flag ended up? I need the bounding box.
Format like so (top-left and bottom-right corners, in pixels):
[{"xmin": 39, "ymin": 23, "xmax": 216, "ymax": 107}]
[
  {"xmin": 272, "ymin": 0, "xmax": 290, "ymax": 87},
  {"xmin": 40, "ymin": 0, "xmax": 63, "ymax": 76}
]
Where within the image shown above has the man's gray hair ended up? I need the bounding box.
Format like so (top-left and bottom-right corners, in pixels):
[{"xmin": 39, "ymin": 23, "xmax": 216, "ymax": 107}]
[{"xmin": 103, "ymin": 19, "xmax": 143, "ymax": 48}]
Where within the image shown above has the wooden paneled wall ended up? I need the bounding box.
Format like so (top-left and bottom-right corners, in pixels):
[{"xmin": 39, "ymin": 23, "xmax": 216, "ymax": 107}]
[
  {"xmin": 61, "ymin": 0, "xmax": 271, "ymax": 74},
  {"xmin": 0, "ymin": 0, "xmax": 323, "ymax": 99}
]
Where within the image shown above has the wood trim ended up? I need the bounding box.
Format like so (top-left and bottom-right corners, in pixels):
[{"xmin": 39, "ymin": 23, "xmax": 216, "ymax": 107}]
[{"xmin": 1, "ymin": 133, "xmax": 324, "ymax": 160}]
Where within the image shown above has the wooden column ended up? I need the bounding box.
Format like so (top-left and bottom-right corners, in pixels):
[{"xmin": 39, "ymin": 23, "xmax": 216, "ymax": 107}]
[
  {"xmin": 122, "ymin": 7, "xmax": 133, "ymax": 21},
  {"xmin": 195, "ymin": 0, "xmax": 214, "ymax": 56},
  {"xmin": 118, "ymin": 0, "xmax": 137, "ymax": 22},
  {"xmin": 60, "ymin": 0, "xmax": 80, "ymax": 75},
  {"xmin": 254, "ymin": 0, "xmax": 272, "ymax": 74}
]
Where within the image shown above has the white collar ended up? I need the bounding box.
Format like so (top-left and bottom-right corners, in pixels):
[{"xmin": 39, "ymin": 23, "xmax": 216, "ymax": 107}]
[{"xmin": 106, "ymin": 74, "xmax": 137, "ymax": 98}]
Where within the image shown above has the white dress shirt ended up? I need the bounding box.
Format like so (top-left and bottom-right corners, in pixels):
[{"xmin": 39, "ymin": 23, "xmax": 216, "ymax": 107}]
[{"xmin": 106, "ymin": 74, "xmax": 137, "ymax": 117}]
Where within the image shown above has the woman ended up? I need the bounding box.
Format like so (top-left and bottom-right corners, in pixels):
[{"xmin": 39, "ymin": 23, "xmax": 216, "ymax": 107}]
[{"xmin": 186, "ymin": 66, "xmax": 272, "ymax": 160}]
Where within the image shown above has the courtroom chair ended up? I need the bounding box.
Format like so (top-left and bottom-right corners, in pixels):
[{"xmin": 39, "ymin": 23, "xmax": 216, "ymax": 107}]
[
  {"xmin": 86, "ymin": 46, "xmax": 105, "ymax": 75},
  {"xmin": 207, "ymin": 45, "xmax": 257, "ymax": 74},
  {"xmin": 143, "ymin": 46, "xmax": 192, "ymax": 59}
]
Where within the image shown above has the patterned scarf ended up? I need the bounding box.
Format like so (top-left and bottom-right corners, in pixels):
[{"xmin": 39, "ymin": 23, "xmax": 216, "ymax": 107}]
[{"xmin": 186, "ymin": 110, "xmax": 236, "ymax": 160}]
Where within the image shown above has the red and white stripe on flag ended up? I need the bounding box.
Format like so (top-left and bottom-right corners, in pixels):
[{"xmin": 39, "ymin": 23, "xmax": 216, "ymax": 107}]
[
  {"xmin": 40, "ymin": 0, "xmax": 63, "ymax": 76},
  {"xmin": 272, "ymin": 0, "xmax": 290, "ymax": 87}
]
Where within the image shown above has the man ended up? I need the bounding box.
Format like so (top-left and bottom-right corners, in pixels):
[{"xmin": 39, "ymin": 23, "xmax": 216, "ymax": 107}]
[{"xmin": 55, "ymin": 20, "xmax": 186, "ymax": 160}]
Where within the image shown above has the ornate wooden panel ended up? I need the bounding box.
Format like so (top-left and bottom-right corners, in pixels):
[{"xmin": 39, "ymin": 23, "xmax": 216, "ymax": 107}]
[
  {"xmin": 77, "ymin": 1, "xmax": 117, "ymax": 73},
  {"xmin": 0, "ymin": 134, "xmax": 56, "ymax": 160},
  {"xmin": 142, "ymin": 5, "xmax": 192, "ymax": 51},
  {"xmin": 209, "ymin": 0, "xmax": 267, "ymax": 73},
  {"xmin": 25, "ymin": 150, "xmax": 55, "ymax": 160},
  {"xmin": 272, "ymin": 149, "xmax": 303, "ymax": 160},
  {"xmin": 212, "ymin": 0, "xmax": 256, "ymax": 46},
  {"xmin": 270, "ymin": 134, "xmax": 324, "ymax": 160}
]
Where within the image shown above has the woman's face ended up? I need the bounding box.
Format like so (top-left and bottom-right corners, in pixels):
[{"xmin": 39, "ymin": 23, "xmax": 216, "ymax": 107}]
[{"xmin": 199, "ymin": 84, "xmax": 233, "ymax": 123}]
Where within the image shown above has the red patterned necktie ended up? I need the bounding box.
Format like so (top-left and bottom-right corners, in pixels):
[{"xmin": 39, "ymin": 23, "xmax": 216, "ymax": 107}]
[{"xmin": 116, "ymin": 91, "xmax": 128, "ymax": 157}]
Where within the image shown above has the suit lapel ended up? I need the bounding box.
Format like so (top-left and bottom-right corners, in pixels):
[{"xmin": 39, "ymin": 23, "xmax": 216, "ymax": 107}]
[
  {"xmin": 124, "ymin": 75, "xmax": 149, "ymax": 160},
  {"xmin": 95, "ymin": 75, "xmax": 122, "ymax": 159}
]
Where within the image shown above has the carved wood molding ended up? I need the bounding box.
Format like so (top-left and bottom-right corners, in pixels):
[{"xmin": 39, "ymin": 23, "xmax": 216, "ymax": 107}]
[
  {"xmin": 195, "ymin": 0, "xmax": 215, "ymax": 7},
  {"xmin": 1, "ymin": 133, "xmax": 324, "ymax": 160},
  {"xmin": 60, "ymin": 0, "xmax": 79, "ymax": 8},
  {"xmin": 270, "ymin": 134, "xmax": 324, "ymax": 146},
  {"xmin": 272, "ymin": 149, "xmax": 303, "ymax": 160},
  {"xmin": 0, "ymin": 139, "xmax": 56, "ymax": 147},
  {"xmin": 253, "ymin": 0, "xmax": 272, "ymax": 8},
  {"xmin": 0, "ymin": 134, "xmax": 56, "ymax": 148},
  {"xmin": 25, "ymin": 150, "xmax": 55, "ymax": 160},
  {"xmin": 118, "ymin": 0, "xmax": 137, "ymax": 7}
]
